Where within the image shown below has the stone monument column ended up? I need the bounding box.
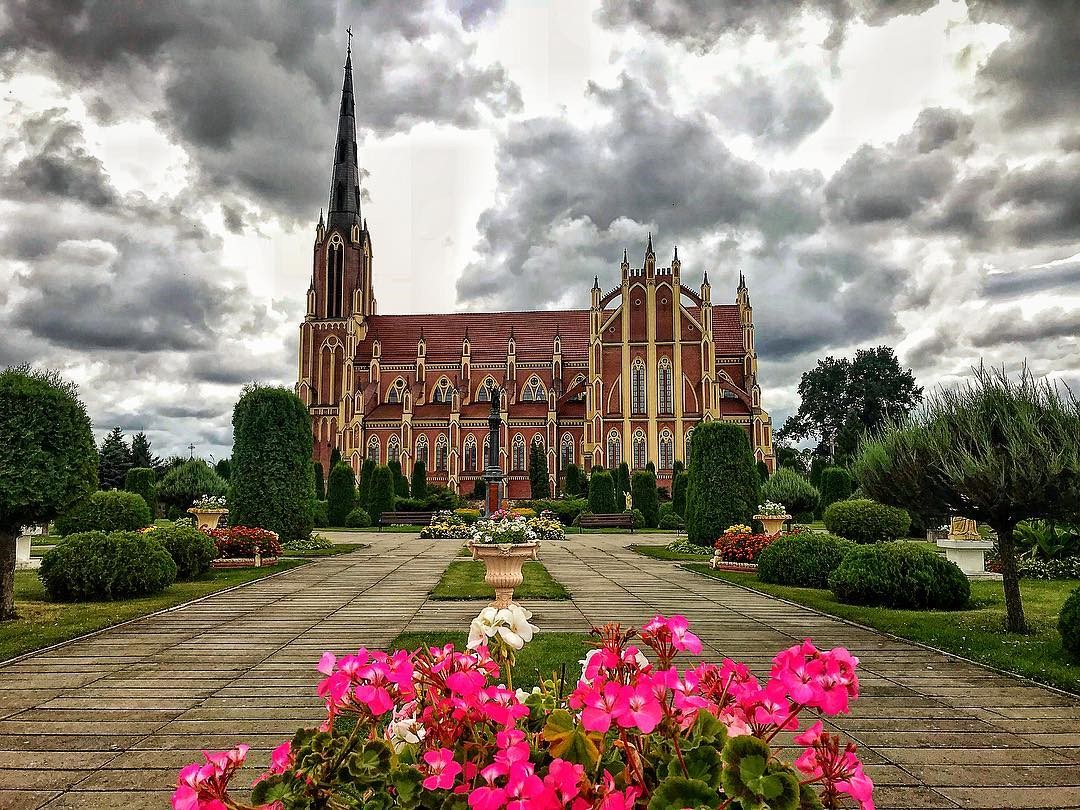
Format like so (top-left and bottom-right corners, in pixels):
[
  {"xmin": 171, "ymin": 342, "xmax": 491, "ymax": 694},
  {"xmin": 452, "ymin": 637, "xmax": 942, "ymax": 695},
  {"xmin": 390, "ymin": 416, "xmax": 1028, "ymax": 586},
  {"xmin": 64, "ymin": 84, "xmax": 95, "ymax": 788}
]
[{"xmin": 483, "ymin": 384, "xmax": 505, "ymax": 516}]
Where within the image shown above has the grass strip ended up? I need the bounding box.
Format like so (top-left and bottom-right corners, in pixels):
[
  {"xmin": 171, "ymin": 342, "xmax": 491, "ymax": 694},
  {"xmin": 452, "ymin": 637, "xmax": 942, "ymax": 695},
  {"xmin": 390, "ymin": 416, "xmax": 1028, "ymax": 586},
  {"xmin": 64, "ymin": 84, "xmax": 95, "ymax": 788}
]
[
  {"xmin": 684, "ymin": 563, "xmax": 1080, "ymax": 695},
  {"xmin": 284, "ymin": 543, "xmax": 370, "ymax": 558},
  {"xmin": 431, "ymin": 560, "xmax": 570, "ymax": 600},
  {"xmin": 0, "ymin": 560, "xmax": 307, "ymax": 662},
  {"xmin": 629, "ymin": 543, "xmax": 711, "ymax": 562}
]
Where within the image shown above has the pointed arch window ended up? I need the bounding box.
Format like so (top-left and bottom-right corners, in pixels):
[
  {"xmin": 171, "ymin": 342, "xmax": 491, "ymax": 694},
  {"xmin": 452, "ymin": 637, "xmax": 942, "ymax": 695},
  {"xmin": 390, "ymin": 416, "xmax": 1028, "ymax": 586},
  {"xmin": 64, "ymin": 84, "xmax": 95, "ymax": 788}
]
[
  {"xmin": 512, "ymin": 434, "xmax": 526, "ymax": 471},
  {"xmin": 431, "ymin": 378, "xmax": 453, "ymax": 404},
  {"xmin": 632, "ymin": 430, "xmax": 647, "ymax": 469},
  {"xmin": 477, "ymin": 377, "xmax": 498, "ymax": 402},
  {"xmin": 416, "ymin": 435, "xmax": 429, "ymax": 468},
  {"xmin": 560, "ymin": 433, "xmax": 575, "ymax": 468},
  {"xmin": 658, "ymin": 358, "xmax": 673, "ymax": 415},
  {"xmin": 386, "ymin": 378, "xmax": 406, "ymax": 404},
  {"xmin": 685, "ymin": 428, "xmax": 694, "ymax": 464},
  {"xmin": 631, "ymin": 359, "xmax": 646, "ymax": 414},
  {"xmin": 367, "ymin": 435, "xmax": 380, "ymax": 464},
  {"xmin": 326, "ymin": 237, "xmax": 345, "ymax": 319},
  {"xmin": 606, "ymin": 430, "xmax": 621, "ymax": 469},
  {"xmin": 387, "ymin": 435, "xmax": 400, "ymax": 464},
  {"xmin": 464, "ymin": 435, "xmax": 477, "ymax": 472},
  {"xmin": 483, "ymin": 435, "xmax": 491, "ymax": 469},
  {"xmin": 522, "ymin": 377, "xmax": 546, "ymax": 402},
  {"xmin": 435, "ymin": 435, "xmax": 448, "ymax": 472},
  {"xmin": 659, "ymin": 430, "xmax": 674, "ymax": 471}
]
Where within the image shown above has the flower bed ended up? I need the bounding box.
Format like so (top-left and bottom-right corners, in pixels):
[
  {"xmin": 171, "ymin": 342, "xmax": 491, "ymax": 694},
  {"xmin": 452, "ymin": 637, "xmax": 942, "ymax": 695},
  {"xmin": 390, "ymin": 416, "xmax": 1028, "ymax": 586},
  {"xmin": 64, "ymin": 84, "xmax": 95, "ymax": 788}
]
[
  {"xmin": 713, "ymin": 524, "xmax": 775, "ymax": 563},
  {"xmin": 174, "ymin": 611, "xmax": 872, "ymax": 810},
  {"xmin": 420, "ymin": 510, "xmax": 475, "ymax": 540},
  {"xmin": 206, "ymin": 526, "xmax": 282, "ymax": 559}
]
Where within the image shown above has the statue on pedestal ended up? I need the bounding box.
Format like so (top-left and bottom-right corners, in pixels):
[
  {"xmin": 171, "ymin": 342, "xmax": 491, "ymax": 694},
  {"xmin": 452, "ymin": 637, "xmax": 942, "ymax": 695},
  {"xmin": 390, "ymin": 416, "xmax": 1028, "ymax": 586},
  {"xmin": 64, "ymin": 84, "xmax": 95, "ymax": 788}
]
[{"xmin": 624, "ymin": 492, "xmax": 633, "ymax": 511}]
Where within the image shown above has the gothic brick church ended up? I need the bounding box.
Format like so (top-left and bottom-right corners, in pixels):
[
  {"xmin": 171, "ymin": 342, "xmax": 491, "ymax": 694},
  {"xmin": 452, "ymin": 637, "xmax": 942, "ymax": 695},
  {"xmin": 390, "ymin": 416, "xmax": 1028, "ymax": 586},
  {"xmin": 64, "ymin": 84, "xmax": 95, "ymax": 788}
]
[{"xmin": 296, "ymin": 46, "xmax": 775, "ymax": 498}]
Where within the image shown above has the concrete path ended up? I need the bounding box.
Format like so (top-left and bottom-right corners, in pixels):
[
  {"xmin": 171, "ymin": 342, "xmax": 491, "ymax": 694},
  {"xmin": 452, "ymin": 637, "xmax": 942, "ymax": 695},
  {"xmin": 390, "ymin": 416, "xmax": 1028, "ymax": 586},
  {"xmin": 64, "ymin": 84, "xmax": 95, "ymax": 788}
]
[{"xmin": 0, "ymin": 533, "xmax": 1077, "ymax": 809}]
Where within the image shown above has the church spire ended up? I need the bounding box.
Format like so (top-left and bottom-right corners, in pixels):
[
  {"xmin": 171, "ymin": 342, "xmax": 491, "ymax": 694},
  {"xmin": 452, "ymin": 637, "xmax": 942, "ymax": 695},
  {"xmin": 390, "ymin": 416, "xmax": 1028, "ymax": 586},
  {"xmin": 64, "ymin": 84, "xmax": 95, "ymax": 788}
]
[{"xmin": 326, "ymin": 36, "xmax": 361, "ymax": 233}]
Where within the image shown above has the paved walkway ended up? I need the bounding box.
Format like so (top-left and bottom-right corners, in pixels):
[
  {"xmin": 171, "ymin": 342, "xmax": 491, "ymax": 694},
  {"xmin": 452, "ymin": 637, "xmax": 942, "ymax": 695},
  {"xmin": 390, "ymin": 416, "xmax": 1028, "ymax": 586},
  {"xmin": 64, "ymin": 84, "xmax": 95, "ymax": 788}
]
[{"xmin": 0, "ymin": 533, "xmax": 1077, "ymax": 809}]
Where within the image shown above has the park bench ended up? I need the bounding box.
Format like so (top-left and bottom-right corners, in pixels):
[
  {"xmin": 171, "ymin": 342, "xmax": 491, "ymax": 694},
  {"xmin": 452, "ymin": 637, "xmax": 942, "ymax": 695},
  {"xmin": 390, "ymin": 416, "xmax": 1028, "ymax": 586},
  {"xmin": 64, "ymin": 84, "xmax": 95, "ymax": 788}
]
[
  {"xmin": 577, "ymin": 513, "xmax": 635, "ymax": 533},
  {"xmin": 378, "ymin": 511, "xmax": 434, "ymax": 529}
]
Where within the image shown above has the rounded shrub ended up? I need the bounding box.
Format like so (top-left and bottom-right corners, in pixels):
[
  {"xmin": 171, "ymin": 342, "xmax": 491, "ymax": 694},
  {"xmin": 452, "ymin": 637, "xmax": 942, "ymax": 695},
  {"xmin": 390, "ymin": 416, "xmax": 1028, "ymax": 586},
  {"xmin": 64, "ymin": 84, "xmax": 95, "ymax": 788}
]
[
  {"xmin": 685, "ymin": 421, "xmax": 760, "ymax": 548},
  {"xmin": 313, "ymin": 499, "xmax": 329, "ymax": 527},
  {"xmin": 151, "ymin": 523, "xmax": 215, "ymax": 579},
  {"xmin": 1059, "ymin": 587, "xmax": 1080, "ymax": 660},
  {"xmin": 760, "ymin": 468, "xmax": 819, "ymax": 518},
  {"xmin": 39, "ymin": 531, "xmax": 177, "ymax": 601},
  {"xmin": 158, "ymin": 459, "xmax": 227, "ymax": 512},
  {"xmin": 823, "ymin": 498, "xmax": 911, "ymax": 544},
  {"xmin": 828, "ymin": 542, "xmax": 970, "ymax": 609},
  {"xmin": 346, "ymin": 507, "xmax": 371, "ymax": 528},
  {"xmin": 56, "ymin": 490, "xmax": 153, "ymax": 536},
  {"xmin": 123, "ymin": 467, "xmax": 157, "ymax": 516},
  {"xmin": 631, "ymin": 508, "xmax": 645, "ymax": 529},
  {"xmin": 757, "ymin": 532, "xmax": 855, "ymax": 589}
]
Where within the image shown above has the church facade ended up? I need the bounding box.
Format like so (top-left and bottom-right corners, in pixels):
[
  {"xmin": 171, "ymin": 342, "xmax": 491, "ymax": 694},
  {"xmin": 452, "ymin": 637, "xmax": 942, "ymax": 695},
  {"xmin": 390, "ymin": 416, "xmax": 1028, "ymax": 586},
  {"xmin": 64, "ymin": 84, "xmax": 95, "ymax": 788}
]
[{"xmin": 296, "ymin": 47, "xmax": 775, "ymax": 498}]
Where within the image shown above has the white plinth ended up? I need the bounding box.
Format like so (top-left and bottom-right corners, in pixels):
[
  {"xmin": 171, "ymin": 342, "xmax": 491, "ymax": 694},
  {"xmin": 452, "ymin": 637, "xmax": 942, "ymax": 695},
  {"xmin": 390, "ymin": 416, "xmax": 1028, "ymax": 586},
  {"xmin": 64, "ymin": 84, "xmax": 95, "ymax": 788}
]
[
  {"xmin": 936, "ymin": 539, "xmax": 1001, "ymax": 580},
  {"xmin": 15, "ymin": 534, "xmax": 37, "ymax": 570}
]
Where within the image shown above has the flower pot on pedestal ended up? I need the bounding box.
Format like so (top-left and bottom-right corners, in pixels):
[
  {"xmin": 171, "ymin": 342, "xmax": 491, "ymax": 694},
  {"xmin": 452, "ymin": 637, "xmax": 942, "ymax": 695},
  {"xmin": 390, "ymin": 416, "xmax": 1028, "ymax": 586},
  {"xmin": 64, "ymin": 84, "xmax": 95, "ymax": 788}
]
[
  {"xmin": 468, "ymin": 541, "xmax": 540, "ymax": 608},
  {"xmin": 754, "ymin": 513, "xmax": 790, "ymax": 537},
  {"xmin": 187, "ymin": 507, "xmax": 229, "ymax": 530}
]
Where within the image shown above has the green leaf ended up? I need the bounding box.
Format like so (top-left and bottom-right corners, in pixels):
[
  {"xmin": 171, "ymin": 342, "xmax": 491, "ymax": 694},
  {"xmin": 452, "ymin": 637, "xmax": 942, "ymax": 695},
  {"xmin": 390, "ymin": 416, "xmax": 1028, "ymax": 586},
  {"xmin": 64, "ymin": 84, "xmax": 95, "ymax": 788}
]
[
  {"xmin": 798, "ymin": 786, "xmax": 824, "ymax": 810},
  {"xmin": 392, "ymin": 767, "xmax": 424, "ymax": 810},
  {"xmin": 683, "ymin": 745, "xmax": 724, "ymax": 789},
  {"xmin": 647, "ymin": 776, "xmax": 721, "ymax": 810},
  {"xmin": 720, "ymin": 735, "xmax": 772, "ymax": 808},
  {"xmin": 541, "ymin": 708, "xmax": 601, "ymax": 768},
  {"xmin": 688, "ymin": 710, "xmax": 727, "ymax": 747}
]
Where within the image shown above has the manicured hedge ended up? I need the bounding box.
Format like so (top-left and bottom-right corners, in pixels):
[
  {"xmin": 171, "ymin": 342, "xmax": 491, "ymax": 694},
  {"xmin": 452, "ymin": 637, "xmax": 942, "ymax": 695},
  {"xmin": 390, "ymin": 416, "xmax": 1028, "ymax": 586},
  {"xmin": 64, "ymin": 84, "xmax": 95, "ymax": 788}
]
[
  {"xmin": 587, "ymin": 470, "xmax": 618, "ymax": 514},
  {"xmin": 123, "ymin": 467, "xmax": 157, "ymax": 516},
  {"xmin": 346, "ymin": 507, "xmax": 371, "ymax": 528},
  {"xmin": 1060, "ymin": 587, "xmax": 1080, "ymax": 660},
  {"xmin": 685, "ymin": 422, "xmax": 760, "ymax": 547},
  {"xmin": 327, "ymin": 462, "xmax": 357, "ymax": 527},
  {"xmin": 757, "ymin": 531, "xmax": 855, "ymax": 589},
  {"xmin": 39, "ymin": 531, "xmax": 177, "ymax": 600},
  {"xmin": 56, "ymin": 490, "xmax": 152, "ymax": 536},
  {"xmin": 828, "ymin": 542, "xmax": 970, "ymax": 609},
  {"xmin": 151, "ymin": 523, "xmax": 216, "ymax": 579},
  {"xmin": 760, "ymin": 468, "xmax": 818, "ymax": 518},
  {"xmin": 823, "ymin": 498, "xmax": 911, "ymax": 543},
  {"xmin": 631, "ymin": 469, "xmax": 659, "ymax": 528}
]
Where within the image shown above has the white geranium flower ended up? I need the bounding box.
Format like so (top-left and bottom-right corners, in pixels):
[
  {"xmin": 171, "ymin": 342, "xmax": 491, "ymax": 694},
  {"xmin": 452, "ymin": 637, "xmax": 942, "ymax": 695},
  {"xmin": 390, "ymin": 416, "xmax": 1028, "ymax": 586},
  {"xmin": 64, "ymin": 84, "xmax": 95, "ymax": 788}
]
[
  {"xmin": 387, "ymin": 716, "xmax": 425, "ymax": 752},
  {"xmin": 467, "ymin": 606, "xmax": 501, "ymax": 649},
  {"xmin": 501, "ymin": 604, "xmax": 539, "ymax": 648}
]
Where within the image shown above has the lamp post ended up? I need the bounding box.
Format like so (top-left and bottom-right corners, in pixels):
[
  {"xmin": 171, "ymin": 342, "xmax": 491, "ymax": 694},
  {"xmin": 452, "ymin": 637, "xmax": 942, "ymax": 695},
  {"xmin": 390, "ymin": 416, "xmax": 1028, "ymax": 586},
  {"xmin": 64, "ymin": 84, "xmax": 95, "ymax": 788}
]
[{"xmin": 483, "ymin": 383, "xmax": 505, "ymax": 516}]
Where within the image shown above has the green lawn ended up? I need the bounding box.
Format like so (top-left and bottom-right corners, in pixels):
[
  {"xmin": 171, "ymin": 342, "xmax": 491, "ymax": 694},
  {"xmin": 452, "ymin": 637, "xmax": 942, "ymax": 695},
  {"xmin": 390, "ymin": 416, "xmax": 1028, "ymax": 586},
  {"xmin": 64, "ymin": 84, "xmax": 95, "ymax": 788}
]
[
  {"xmin": 685, "ymin": 564, "xmax": 1080, "ymax": 695},
  {"xmin": 316, "ymin": 525, "xmax": 426, "ymax": 533},
  {"xmin": 0, "ymin": 560, "xmax": 307, "ymax": 662},
  {"xmin": 390, "ymin": 631, "xmax": 591, "ymax": 691},
  {"xmin": 431, "ymin": 560, "xmax": 570, "ymax": 600},
  {"xmin": 283, "ymin": 543, "xmax": 369, "ymax": 557},
  {"xmin": 630, "ymin": 543, "xmax": 711, "ymax": 562}
]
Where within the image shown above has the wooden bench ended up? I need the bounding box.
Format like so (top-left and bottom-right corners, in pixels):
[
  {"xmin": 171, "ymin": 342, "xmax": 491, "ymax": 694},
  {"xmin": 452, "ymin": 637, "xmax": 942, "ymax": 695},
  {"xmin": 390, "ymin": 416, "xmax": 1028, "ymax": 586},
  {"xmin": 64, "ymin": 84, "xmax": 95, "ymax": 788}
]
[
  {"xmin": 577, "ymin": 513, "xmax": 635, "ymax": 533},
  {"xmin": 378, "ymin": 511, "xmax": 434, "ymax": 529}
]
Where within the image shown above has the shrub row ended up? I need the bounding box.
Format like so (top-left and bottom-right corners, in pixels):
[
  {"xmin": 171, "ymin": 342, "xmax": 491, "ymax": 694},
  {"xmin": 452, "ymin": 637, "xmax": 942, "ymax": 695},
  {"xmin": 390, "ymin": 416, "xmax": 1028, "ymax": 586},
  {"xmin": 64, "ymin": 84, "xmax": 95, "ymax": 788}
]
[
  {"xmin": 823, "ymin": 498, "xmax": 911, "ymax": 544},
  {"xmin": 757, "ymin": 532, "xmax": 855, "ymax": 589},
  {"xmin": 40, "ymin": 531, "xmax": 177, "ymax": 601}
]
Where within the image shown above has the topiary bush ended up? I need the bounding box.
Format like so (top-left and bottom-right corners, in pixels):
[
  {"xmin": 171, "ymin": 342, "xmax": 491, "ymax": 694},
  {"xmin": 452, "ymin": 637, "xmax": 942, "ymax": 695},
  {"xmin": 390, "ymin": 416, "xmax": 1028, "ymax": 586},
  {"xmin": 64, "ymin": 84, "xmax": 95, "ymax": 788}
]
[
  {"xmin": 158, "ymin": 459, "xmax": 228, "ymax": 513},
  {"xmin": 828, "ymin": 542, "xmax": 970, "ymax": 609},
  {"xmin": 757, "ymin": 531, "xmax": 855, "ymax": 589},
  {"xmin": 685, "ymin": 422, "xmax": 760, "ymax": 548},
  {"xmin": 346, "ymin": 507, "xmax": 371, "ymax": 528},
  {"xmin": 630, "ymin": 508, "xmax": 645, "ymax": 530},
  {"xmin": 823, "ymin": 498, "xmax": 911, "ymax": 544},
  {"xmin": 760, "ymin": 468, "xmax": 819, "ymax": 518},
  {"xmin": 56, "ymin": 490, "xmax": 153, "ymax": 536},
  {"xmin": 1059, "ymin": 587, "xmax": 1080, "ymax": 660},
  {"xmin": 39, "ymin": 531, "xmax": 177, "ymax": 600},
  {"xmin": 123, "ymin": 467, "xmax": 157, "ymax": 516},
  {"xmin": 326, "ymin": 462, "xmax": 357, "ymax": 526},
  {"xmin": 411, "ymin": 461, "xmax": 428, "ymax": 500},
  {"xmin": 587, "ymin": 470, "xmax": 618, "ymax": 514},
  {"xmin": 671, "ymin": 471, "xmax": 688, "ymax": 517},
  {"xmin": 631, "ymin": 470, "xmax": 659, "ymax": 528},
  {"xmin": 817, "ymin": 467, "xmax": 854, "ymax": 516},
  {"xmin": 151, "ymin": 523, "xmax": 215, "ymax": 579},
  {"xmin": 369, "ymin": 465, "xmax": 396, "ymax": 525},
  {"xmin": 313, "ymin": 499, "xmax": 329, "ymax": 527}
]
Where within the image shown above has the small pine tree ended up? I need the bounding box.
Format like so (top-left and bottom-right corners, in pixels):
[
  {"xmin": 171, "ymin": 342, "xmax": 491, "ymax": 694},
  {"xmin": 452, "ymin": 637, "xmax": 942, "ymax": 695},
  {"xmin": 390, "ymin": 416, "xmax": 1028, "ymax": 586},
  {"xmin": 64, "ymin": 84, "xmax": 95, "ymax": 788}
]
[
  {"xmin": 357, "ymin": 458, "xmax": 375, "ymax": 512},
  {"xmin": 330, "ymin": 447, "xmax": 342, "ymax": 470},
  {"xmin": 130, "ymin": 431, "xmax": 162, "ymax": 472},
  {"xmin": 411, "ymin": 460, "xmax": 428, "ymax": 500},
  {"xmin": 631, "ymin": 469, "xmax": 659, "ymax": 528},
  {"xmin": 98, "ymin": 427, "xmax": 133, "ymax": 490},
  {"xmin": 529, "ymin": 443, "xmax": 549, "ymax": 499},
  {"xmin": 215, "ymin": 457, "xmax": 232, "ymax": 483},
  {"xmin": 616, "ymin": 462, "xmax": 631, "ymax": 505},
  {"xmin": 123, "ymin": 467, "xmax": 157, "ymax": 516},
  {"xmin": 757, "ymin": 460, "xmax": 769, "ymax": 482},
  {"xmin": 326, "ymin": 462, "xmax": 357, "ymax": 526},
  {"xmin": 313, "ymin": 461, "xmax": 326, "ymax": 501},
  {"xmin": 685, "ymin": 422, "xmax": 760, "ymax": 547},
  {"xmin": 389, "ymin": 459, "xmax": 409, "ymax": 497},
  {"xmin": 565, "ymin": 463, "xmax": 581, "ymax": 498},
  {"xmin": 818, "ymin": 467, "xmax": 854, "ymax": 515},
  {"xmin": 673, "ymin": 459, "xmax": 685, "ymax": 476},
  {"xmin": 587, "ymin": 470, "xmax": 618, "ymax": 514},
  {"xmin": 368, "ymin": 465, "xmax": 396, "ymax": 525},
  {"xmin": 671, "ymin": 471, "xmax": 688, "ymax": 516}
]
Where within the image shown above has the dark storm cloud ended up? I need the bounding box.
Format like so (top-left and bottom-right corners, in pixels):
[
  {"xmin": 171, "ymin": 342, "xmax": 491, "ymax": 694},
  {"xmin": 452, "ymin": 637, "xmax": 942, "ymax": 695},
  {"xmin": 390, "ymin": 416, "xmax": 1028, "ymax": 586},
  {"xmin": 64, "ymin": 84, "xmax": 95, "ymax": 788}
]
[
  {"xmin": 983, "ymin": 260, "xmax": 1080, "ymax": 299},
  {"xmin": 596, "ymin": 0, "xmax": 936, "ymax": 51},
  {"xmin": 990, "ymin": 155, "xmax": 1080, "ymax": 247},
  {"xmin": 970, "ymin": 307, "xmax": 1080, "ymax": 348},
  {"xmin": 0, "ymin": 0, "xmax": 521, "ymax": 221},
  {"xmin": 709, "ymin": 67, "xmax": 833, "ymax": 146}
]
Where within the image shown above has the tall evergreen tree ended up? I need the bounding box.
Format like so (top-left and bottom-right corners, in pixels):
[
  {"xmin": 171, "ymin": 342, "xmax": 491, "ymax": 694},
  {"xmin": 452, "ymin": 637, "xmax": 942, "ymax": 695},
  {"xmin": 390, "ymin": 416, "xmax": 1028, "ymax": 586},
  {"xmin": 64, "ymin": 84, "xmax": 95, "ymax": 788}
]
[
  {"xmin": 564, "ymin": 464, "xmax": 581, "ymax": 498},
  {"xmin": 685, "ymin": 422, "xmax": 760, "ymax": 547},
  {"xmin": 672, "ymin": 459, "xmax": 685, "ymax": 477},
  {"xmin": 98, "ymin": 427, "xmax": 133, "ymax": 490},
  {"xmin": 330, "ymin": 447, "xmax": 342, "ymax": 470},
  {"xmin": 389, "ymin": 459, "xmax": 409, "ymax": 497},
  {"xmin": 130, "ymin": 431, "xmax": 162, "ymax": 472},
  {"xmin": 357, "ymin": 458, "xmax": 376, "ymax": 512},
  {"xmin": 529, "ymin": 443, "xmax": 549, "ymax": 499},
  {"xmin": 411, "ymin": 460, "xmax": 428, "ymax": 500},
  {"xmin": 313, "ymin": 461, "xmax": 326, "ymax": 501},
  {"xmin": 326, "ymin": 462, "xmax": 357, "ymax": 526},
  {"xmin": 671, "ymin": 471, "xmax": 689, "ymax": 517},
  {"xmin": 123, "ymin": 467, "xmax": 158, "ymax": 516},
  {"xmin": 215, "ymin": 457, "xmax": 232, "ymax": 483},
  {"xmin": 631, "ymin": 469, "xmax": 660, "ymax": 528},
  {"xmin": 616, "ymin": 462, "xmax": 631, "ymax": 507},
  {"xmin": 587, "ymin": 470, "xmax": 618, "ymax": 514},
  {"xmin": 757, "ymin": 460, "xmax": 770, "ymax": 482},
  {"xmin": 368, "ymin": 466, "xmax": 396, "ymax": 525}
]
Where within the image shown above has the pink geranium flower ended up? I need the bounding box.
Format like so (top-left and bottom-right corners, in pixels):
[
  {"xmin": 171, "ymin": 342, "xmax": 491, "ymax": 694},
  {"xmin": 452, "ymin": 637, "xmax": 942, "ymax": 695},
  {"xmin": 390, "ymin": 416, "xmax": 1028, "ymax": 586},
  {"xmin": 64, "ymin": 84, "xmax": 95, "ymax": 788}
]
[{"xmin": 422, "ymin": 748, "xmax": 462, "ymax": 790}]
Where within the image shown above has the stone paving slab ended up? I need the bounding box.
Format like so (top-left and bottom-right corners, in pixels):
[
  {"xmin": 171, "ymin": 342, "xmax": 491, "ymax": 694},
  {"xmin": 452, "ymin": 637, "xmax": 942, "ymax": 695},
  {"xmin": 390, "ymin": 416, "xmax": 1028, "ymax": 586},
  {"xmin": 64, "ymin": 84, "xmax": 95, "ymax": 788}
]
[{"xmin": 0, "ymin": 532, "xmax": 1076, "ymax": 808}]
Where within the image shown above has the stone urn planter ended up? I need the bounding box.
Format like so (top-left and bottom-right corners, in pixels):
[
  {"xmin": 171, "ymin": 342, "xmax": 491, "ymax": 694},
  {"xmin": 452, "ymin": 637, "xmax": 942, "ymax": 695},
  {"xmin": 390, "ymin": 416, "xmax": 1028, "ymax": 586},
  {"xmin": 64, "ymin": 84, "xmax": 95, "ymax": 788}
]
[
  {"xmin": 187, "ymin": 507, "xmax": 229, "ymax": 530},
  {"xmin": 754, "ymin": 513, "xmax": 790, "ymax": 537},
  {"xmin": 468, "ymin": 541, "xmax": 540, "ymax": 608}
]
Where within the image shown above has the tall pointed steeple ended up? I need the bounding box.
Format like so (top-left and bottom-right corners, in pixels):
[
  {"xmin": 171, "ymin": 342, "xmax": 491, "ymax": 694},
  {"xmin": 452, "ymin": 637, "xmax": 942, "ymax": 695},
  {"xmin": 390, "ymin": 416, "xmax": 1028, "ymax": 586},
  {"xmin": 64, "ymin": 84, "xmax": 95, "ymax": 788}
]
[{"xmin": 326, "ymin": 37, "xmax": 362, "ymax": 234}]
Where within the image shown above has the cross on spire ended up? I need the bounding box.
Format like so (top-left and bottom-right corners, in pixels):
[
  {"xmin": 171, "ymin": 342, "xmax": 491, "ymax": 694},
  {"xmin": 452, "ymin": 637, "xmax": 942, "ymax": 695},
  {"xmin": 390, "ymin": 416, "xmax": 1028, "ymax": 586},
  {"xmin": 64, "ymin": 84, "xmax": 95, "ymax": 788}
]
[
  {"xmin": 188, "ymin": 443, "xmax": 196, "ymax": 459},
  {"xmin": 346, "ymin": 26, "xmax": 353, "ymax": 54}
]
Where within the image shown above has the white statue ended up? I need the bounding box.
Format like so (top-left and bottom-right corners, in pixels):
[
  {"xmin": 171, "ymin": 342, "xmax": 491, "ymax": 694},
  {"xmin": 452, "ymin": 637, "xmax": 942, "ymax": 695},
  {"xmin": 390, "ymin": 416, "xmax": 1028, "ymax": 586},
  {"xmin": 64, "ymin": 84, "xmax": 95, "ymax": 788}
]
[{"xmin": 624, "ymin": 492, "xmax": 633, "ymax": 511}]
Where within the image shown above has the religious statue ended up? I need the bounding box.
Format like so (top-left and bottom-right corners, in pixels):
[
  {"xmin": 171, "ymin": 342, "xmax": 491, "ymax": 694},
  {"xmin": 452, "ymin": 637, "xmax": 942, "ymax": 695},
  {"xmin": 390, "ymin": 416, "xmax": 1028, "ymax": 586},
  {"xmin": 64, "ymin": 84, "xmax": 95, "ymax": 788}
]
[
  {"xmin": 624, "ymin": 492, "xmax": 633, "ymax": 511},
  {"xmin": 948, "ymin": 516, "xmax": 981, "ymax": 541}
]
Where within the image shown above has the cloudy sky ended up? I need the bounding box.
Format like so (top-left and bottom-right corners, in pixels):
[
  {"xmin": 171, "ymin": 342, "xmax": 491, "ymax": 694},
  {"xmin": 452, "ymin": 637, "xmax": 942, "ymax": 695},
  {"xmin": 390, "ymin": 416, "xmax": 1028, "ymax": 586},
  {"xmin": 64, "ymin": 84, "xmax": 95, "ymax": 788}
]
[{"xmin": 1, "ymin": 0, "xmax": 1077, "ymax": 459}]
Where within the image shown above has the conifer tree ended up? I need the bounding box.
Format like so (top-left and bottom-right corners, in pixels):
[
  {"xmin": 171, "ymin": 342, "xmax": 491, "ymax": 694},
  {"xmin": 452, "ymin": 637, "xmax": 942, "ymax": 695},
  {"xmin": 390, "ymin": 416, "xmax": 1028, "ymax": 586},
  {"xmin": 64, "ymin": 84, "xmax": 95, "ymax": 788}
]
[
  {"xmin": 313, "ymin": 461, "xmax": 325, "ymax": 501},
  {"xmin": 587, "ymin": 470, "xmax": 618, "ymax": 515},
  {"xmin": 631, "ymin": 469, "xmax": 659, "ymax": 528},
  {"xmin": 685, "ymin": 422, "xmax": 760, "ymax": 547},
  {"xmin": 389, "ymin": 459, "xmax": 409, "ymax": 497},
  {"xmin": 98, "ymin": 427, "xmax": 133, "ymax": 490},
  {"xmin": 565, "ymin": 463, "xmax": 581, "ymax": 498},
  {"xmin": 671, "ymin": 471, "xmax": 689, "ymax": 517},
  {"xmin": 357, "ymin": 458, "xmax": 375, "ymax": 512},
  {"xmin": 368, "ymin": 465, "xmax": 396, "ymax": 525},
  {"xmin": 326, "ymin": 462, "xmax": 357, "ymax": 527},
  {"xmin": 411, "ymin": 460, "xmax": 428, "ymax": 500},
  {"xmin": 130, "ymin": 431, "xmax": 162, "ymax": 472},
  {"xmin": 529, "ymin": 442, "xmax": 549, "ymax": 499},
  {"xmin": 616, "ymin": 462, "xmax": 631, "ymax": 506}
]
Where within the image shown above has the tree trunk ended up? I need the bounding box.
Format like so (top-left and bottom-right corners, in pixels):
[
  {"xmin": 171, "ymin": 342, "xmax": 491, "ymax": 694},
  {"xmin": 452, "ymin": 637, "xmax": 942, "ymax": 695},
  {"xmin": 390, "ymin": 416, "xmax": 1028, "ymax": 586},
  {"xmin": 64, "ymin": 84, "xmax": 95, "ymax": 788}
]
[
  {"xmin": 0, "ymin": 526, "xmax": 18, "ymax": 621},
  {"xmin": 993, "ymin": 521, "xmax": 1028, "ymax": 634}
]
